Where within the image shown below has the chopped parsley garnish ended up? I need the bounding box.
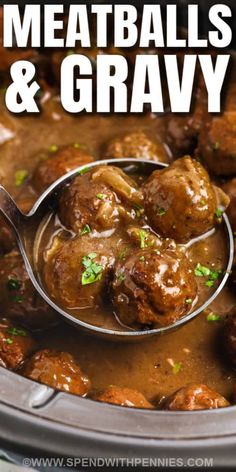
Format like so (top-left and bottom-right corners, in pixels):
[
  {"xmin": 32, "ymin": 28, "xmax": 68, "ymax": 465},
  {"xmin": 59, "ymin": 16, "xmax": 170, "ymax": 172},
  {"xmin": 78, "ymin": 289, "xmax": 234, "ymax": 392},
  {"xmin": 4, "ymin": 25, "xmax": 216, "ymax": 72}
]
[
  {"xmin": 81, "ymin": 253, "xmax": 103, "ymax": 286},
  {"xmin": 80, "ymin": 224, "xmax": 91, "ymax": 236},
  {"xmin": 200, "ymin": 199, "xmax": 206, "ymax": 206},
  {"xmin": 119, "ymin": 249, "xmax": 128, "ymax": 260},
  {"xmin": 116, "ymin": 271, "xmax": 126, "ymax": 282},
  {"xmin": 172, "ymin": 362, "xmax": 182, "ymax": 374},
  {"xmin": 133, "ymin": 203, "xmax": 144, "ymax": 218},
  {"xmin": 215, "ymin": 208, "xmax": 224, "ymax": 219},
  {"xmin": 139, "ymin": 230, "xmax": 148, "ymax": 249},
  {"xmin": 139, "ymin": 256, "xmax": 145, "ymax": 262},
  {"xmin": 185, "ymin": 298, "xmax": 193, "ymax": 304},
  {"xmin": 77, "ymin": 166, "xmax": 90, "ymax": 175},
  {"xmin": 7, "ymin": 278, "xmax": 21, "ymax": 291},
  {"xmin": 194, "ymin": 263, "xmax": 211, "ymax": 277},
  {"xmin": 194, "ymin": 263, "xmax": 222, "ymax": 287},
  {"xmin": 15, "ymin": 170, "xmax": 28, "ymax": 187},
  {"xmin": 48, "ymin": 144, "xmax": 58, "ymax": 153},
  {"xmin": 5, "ymin": 338, "xmax": 13, "ymax": 345},
  {"xmin": 205, "ymin": 280, "xmax": 214, "ymax": 287},
  {"xmin": 156, "ymin": 206, "xmax": 166, "ymax": 216},
  {"xmin": 206, "ymin": 269, "xmax": 222, "ymax": 287},
  {"xmin": 206, "ymin": 313, "xmax": 221, "ymax": 322},
  {"xmin": 96, "ymin": 193, "xmax": 107, "ymax": 200},
  {"xmin": 7, "ymin": 327, "xmax": 27, "ymax": 337}
]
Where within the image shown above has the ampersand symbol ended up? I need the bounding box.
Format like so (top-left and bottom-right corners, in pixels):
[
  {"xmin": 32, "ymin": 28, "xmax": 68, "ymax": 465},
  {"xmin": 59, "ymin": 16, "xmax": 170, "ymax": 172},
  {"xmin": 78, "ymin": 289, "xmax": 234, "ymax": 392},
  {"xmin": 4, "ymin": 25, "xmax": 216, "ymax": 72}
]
[{"xmin": 5, "ymin": 61, "xmax": 40, "ymax": 113}]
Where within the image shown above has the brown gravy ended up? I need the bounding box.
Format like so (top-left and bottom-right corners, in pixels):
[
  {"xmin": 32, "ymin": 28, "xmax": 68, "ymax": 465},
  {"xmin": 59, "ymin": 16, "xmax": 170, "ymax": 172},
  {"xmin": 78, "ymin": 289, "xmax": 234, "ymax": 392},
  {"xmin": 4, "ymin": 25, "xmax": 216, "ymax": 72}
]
[
  {"xmin": 0, "ymin": 92, "xmax": 235, "ymax": 401},
  {"xmin": 34, "ymin": 183, "xmax": 229, "ymax": 332}
]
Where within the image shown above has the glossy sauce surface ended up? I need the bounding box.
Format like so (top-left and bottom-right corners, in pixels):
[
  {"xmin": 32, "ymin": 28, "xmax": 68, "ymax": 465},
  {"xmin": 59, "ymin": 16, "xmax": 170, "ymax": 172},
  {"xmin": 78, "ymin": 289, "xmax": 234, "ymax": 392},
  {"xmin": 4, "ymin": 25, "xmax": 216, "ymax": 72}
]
[
  {"xmin": 0, "ymin": 93, "xmax": 235, "ymax": 402},
  {"xmin": 35, "ymin": 184, "xmax": 229, "ymax": 332}
]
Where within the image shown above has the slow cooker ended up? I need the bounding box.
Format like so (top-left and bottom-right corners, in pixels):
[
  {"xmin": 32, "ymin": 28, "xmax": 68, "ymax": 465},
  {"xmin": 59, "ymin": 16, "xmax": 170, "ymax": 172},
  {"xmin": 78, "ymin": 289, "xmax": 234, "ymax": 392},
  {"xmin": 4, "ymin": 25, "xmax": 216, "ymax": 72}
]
[{"xmin": 0, "ymin": 0, "xmax": 236, "ymax": 470}]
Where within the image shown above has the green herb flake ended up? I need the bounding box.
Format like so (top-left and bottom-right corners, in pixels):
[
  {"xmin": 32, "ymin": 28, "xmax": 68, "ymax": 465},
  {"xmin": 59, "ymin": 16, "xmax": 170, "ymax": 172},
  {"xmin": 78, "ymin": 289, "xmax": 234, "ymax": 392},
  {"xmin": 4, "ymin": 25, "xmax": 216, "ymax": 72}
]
[
  {"xmin": 205, "ymin": 280, "xmax": 214, "ymax": 287},
  {"xmin": 81, "ymin": 253, "xmax": 103, "ymax": 286},
  {"xmin": 139, "ymin": 230, "xmax": 148, "ymax": 249},
  {"xmin": 87, "ymin": 252, "xmax": 97, "ymax": 259},
  {"xmin": 77, "ymin": 166, "xmax": 90, "ymax": 176},
  {"xmin": 185, "ymin": 298, "xmax": 193, "ymax": 304},
  {"xmin": 73, "ymin": 143, "xmax": 81, "ymax": 149},
  {"xmin": 205, "ymin": 269, "xmax": 222, "ymax": 287},
  {"xmin": 7, "ymin": 327, "xmax": 27, "ymax": 337},
  {"xmin": 209, "ymin": 269, "xmax": 221, "ymax": 280},
  {"xmin": 80, "ymin": 224, "xmax": 91, "ymax": 236},
  {"xmin": 96, "ymin": 193, "xmax": 107, "ymax": 200},
  {"xmin": 5, "ymin": 338, "xmax": 13, "ymax": 345},
  {"xmin": 119, "ymin": 249, "xmax": 128, "ymax": 260},
  {"xmin": 194, "ymin": 263, "xmax": 211, "ymax": 277},
  {"xmin": 156, "ymin": 206, "xmax": 166, "ymax": 216},
  {"xmin": 139, "ymin": 256, "xmax": 145, "ymax": 262},
  {"xmin": 195, "ymin": 263, "xmax": 222, "ymax": 288},
  {"xmin": 116, "ymin": 271, "xmax": 126, "ymax": 282},
  {"xmin": 172, "ymin": 362, "xmax": 182, "ymax": 374},
  {"xmin": 134, "ymin": 203, "xmax": 144, "ymax": 218},
  {"xmin": 215, "ymin": 208, "xmax": 224, "ymax": 219},
  {"xmin": 7, "ymin": 278, "xmax": 21, "ymax": 291},
  {"xmin": 15, "ymin": 170, "xmax": 28, "ymax": 187},
  {"xmin": 48, "ymin": 144, "xmax": 58, "ymax": 153},
  {"xmin": 200, "ymin": 199, "xmax": 206, "ymax": 206},
  {"xmin": 206, "ymin": 313, "xmax": 221, "ymax": 322}
]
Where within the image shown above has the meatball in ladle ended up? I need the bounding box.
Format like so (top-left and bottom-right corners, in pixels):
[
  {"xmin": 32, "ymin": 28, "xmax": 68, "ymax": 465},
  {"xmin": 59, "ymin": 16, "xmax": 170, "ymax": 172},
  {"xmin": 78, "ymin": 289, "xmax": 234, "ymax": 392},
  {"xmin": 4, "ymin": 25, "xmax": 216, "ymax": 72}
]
[{"xmin": 0, "ymin": 158, "xmax": 233, "ymax": 340}]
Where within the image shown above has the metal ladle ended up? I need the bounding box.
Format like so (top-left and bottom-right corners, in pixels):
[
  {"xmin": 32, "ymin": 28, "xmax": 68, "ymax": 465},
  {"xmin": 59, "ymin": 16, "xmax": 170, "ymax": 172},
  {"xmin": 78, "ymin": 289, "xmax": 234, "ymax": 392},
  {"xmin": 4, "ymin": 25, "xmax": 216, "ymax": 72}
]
[{"xmin": 0, "ymin": 158, "xmax": 234, "ymax": 341}]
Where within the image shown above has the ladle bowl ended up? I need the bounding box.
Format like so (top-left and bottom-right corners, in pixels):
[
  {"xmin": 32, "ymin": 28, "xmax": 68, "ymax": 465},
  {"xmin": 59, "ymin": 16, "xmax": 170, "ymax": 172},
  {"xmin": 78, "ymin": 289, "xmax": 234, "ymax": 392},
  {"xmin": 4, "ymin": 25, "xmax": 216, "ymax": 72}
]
[{"xmin": 0, "ymin": 158, "xmax": 234, "ymax": 341}]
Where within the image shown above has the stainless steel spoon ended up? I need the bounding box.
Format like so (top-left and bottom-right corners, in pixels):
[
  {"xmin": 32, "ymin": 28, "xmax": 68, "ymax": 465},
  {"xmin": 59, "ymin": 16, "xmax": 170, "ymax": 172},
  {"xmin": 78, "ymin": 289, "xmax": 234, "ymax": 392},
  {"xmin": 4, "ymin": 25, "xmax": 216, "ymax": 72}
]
[{"xmin": 0, "ymin": 158, "xmax": 234, "ymax": 341}]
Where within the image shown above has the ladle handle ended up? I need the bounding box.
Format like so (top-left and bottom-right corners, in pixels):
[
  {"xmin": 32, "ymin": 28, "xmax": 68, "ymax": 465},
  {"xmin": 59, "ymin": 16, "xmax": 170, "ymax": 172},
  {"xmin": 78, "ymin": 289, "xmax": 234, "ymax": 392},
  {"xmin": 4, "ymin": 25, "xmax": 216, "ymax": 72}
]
[{"xmin": 0, "ymin": 185, "xmax": 25, "ymax": 235}]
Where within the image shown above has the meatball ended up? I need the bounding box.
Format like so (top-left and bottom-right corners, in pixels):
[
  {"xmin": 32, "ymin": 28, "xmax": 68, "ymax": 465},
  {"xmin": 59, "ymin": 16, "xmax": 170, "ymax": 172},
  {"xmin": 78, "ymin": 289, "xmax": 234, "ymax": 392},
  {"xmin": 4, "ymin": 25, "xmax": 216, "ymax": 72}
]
[
  {"xmin": 0, "ymin": 217, "xmax": 16, "ymax": 254},
  {"xmin": 221, "ymin": 179, "xmax": 236, "ymax": 287},
  {"xmin": 44, "ymin": 236, "xmax": 115, "ymax": 310},
  {"xmin": 165, "ymin": 113, "xmax": 201, "ymax": 157},
  {"xmin": 92, "ymin": 386, "xmax": 153, "ymax": 408},
  {"xmin": 165, "ymin": 84, "xmax": 207, "ymax": 156},
  {"xmin": 59, "ymin": 166, "xmax": 143, "ymax": 233},
  {"xmin": 0, "ymin": 251, "xmax": 57, "ymax": 331},
  {"xmin": 222, "ymin": 178, "xmax": 236, "ymax": 231},
  {"xmin": 31, "ymin": 144, "xmax": 94, "ymax": 193},
  {"xmin": 104, "ymin": 131, "xmax": 171, "ymax": 163},
  {"xmin": 111, "ymin": 247, "xmax": 197, "ymax": 328},
  {"xmin": 197, "ymin": 112, "xmax": 236, "ymax": 176},
  {"xmin": 0, "ymin": 318, "xmax": 36, "ymax": 370},
  {"xmin": 222, "ymin": 307, "xmax": 236, "ymax": 367},
  {"xmin": 23, "ymin": 349, "xmax": 91, "ymax": 396},
  {"xmin": 143, "ymin": 156, "xmax": 227, "ymax": 243},
  {"xmin": 162, "ymin": 384, "xmax": 229, "ymax": 411}
]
